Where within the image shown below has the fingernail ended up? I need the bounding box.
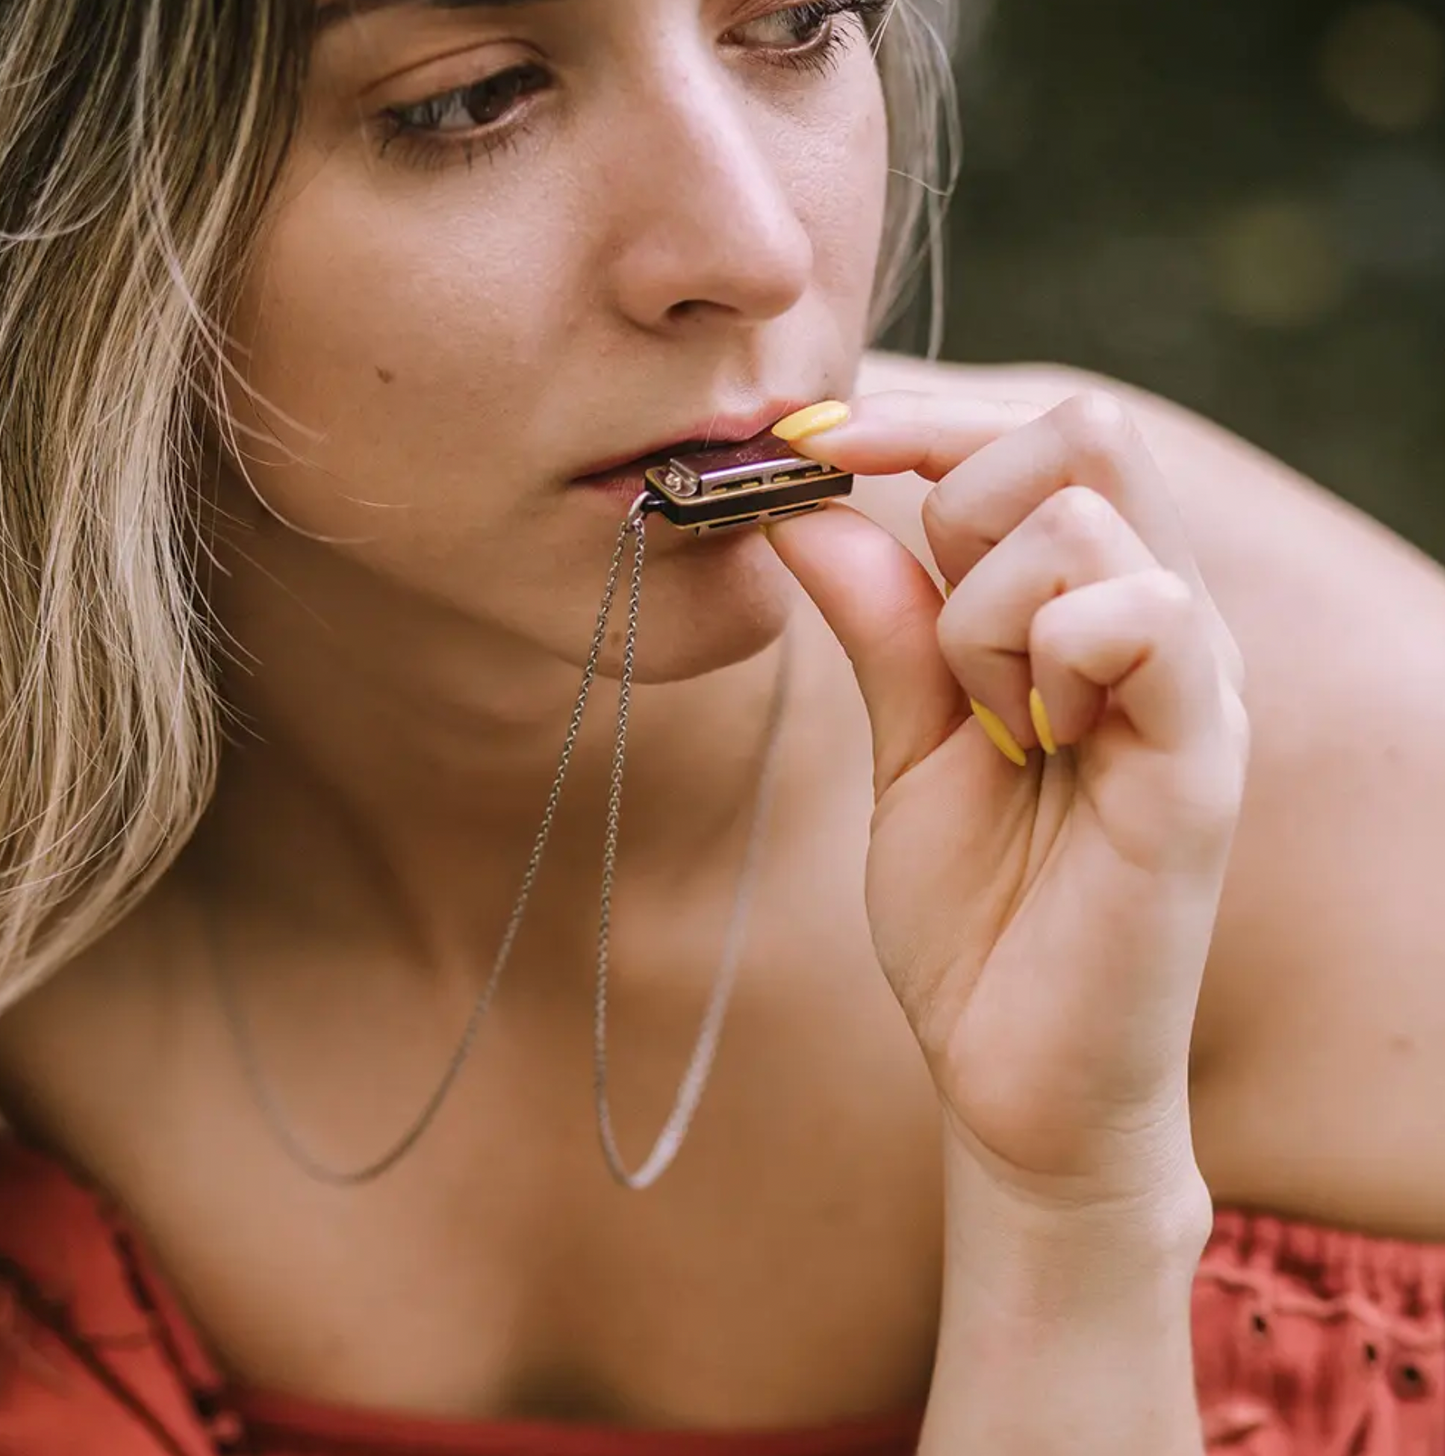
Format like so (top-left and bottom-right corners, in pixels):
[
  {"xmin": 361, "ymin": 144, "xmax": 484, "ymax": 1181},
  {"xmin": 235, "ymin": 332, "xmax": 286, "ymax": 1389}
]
[
  {"xmin": 1029, "ymin": 687, "xmax": 1058, "ymax": 756},
  {"xmin": 772, "ymin": 400, "xmax": 851, "ymax": 443},
  {"xmin": 969, "ymin": 699, "xmax": 1028, "ymax": 768}
]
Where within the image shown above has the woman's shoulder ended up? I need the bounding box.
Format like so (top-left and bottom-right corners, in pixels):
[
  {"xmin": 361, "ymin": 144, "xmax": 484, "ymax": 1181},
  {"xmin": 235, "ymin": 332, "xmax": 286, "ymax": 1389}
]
[{"xmin": 859, "ymin": 351, "xmax": 1445, "ymax": 1244}]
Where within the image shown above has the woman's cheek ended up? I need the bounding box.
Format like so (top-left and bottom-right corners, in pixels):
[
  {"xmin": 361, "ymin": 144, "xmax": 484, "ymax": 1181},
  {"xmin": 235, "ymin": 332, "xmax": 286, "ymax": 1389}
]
[
  {"xmin": 804, "ymin": 77, "xmax": 890, "ymax": 324},
  {"xmin": 223, "ymin": 168, "xmax": 555, "ymax": 532}
]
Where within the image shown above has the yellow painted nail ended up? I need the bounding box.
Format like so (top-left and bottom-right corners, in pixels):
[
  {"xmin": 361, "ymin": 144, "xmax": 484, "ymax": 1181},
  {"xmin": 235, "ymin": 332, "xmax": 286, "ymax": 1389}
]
[
  {"xmin": 1029, "ymin": 687, "xmax": 1058, "ymax": 756},
  {"xmin": 772, "ymin": 400, "xmax": 851, "ymax": 443},
  {"xmin": 969, "ymin": 699, "xmax": 1028, "ymax": 768}
]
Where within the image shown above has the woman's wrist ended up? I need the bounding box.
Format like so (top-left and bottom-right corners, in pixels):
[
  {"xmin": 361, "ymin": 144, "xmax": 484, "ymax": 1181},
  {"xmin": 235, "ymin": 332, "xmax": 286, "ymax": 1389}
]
[
  {"xmin": 939, "ymin": 1120, "xmax": 1212, "ymax": 1312},
  {"xmin": 918, "ymin": 1127, "xmax": 1210, "ymax": 1455}
]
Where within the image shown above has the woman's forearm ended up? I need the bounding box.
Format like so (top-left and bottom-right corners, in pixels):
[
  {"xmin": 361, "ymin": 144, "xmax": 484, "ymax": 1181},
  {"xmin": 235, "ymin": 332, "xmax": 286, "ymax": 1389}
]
[{"xmin": 919, "ymin": 1133, "xmax": 1210, "ymax": 1456}]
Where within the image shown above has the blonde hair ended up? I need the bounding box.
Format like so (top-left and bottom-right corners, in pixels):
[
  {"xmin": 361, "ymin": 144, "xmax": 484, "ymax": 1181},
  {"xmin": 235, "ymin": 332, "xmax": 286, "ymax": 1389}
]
[{"xmin": 0, "ymin": 0, "xmax": 961, "ymax": 1010}]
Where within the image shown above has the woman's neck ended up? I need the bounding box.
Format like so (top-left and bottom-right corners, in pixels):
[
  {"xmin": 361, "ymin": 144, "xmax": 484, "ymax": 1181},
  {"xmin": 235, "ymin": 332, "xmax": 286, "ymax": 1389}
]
[{"xmin": 189, "ymin": 548, "xmax": 817, "ymax": 987}]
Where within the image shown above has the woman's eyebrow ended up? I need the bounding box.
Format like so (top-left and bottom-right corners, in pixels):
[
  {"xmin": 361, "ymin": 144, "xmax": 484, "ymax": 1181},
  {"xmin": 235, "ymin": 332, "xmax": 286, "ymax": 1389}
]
[{"xmin": 315, "ymin": 0, "xmax": 548, "ymax": 33}]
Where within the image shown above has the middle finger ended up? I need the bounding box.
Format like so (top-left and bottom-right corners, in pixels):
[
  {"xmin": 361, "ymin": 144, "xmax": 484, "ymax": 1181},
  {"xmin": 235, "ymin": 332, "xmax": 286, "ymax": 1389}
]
[
  {"xmin": 939, "ymin": 484, "xmax": 1158, "ymax": 748},
  {"xmin": 924, "ymin": 392, "xmax": 1201, "ymax": 597}
]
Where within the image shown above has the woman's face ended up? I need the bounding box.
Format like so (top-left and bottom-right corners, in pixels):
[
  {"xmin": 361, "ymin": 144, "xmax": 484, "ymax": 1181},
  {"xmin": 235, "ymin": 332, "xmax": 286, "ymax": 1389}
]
[{"xmin": 223, "ymin": 0, "xmax": 889, "ymax": 682}]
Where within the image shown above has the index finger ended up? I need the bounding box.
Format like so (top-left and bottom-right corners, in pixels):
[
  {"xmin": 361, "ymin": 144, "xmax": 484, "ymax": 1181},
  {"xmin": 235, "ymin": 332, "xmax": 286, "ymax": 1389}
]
[
  {"xmin": 783, "ymin": 391, "xmax": 1042, "ymax": 482},
  {"xmin": 792, "ymin": 391, "xmax": 1194, "ymax": 586}
]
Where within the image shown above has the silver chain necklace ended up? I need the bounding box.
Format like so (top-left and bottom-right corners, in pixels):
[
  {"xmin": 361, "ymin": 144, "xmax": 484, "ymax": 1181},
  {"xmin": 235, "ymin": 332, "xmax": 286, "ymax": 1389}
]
[{"xmin": 212, "ymin": 494, "xmax": 793, "ymax": 1190}]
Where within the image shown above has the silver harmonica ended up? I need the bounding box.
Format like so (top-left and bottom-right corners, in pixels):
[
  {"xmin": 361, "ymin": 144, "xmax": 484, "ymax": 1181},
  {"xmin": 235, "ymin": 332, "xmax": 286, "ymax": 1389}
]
[{"xmin": 640, "ymin": 433, "xmax": 853, "ymax": 533}]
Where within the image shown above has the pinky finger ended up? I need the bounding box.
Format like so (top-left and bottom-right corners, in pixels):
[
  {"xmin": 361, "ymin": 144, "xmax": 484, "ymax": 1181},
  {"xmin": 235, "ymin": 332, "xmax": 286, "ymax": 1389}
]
[{"xmin": 1029, "ymin": 568, "xmax": 1226, "ymax": 756}]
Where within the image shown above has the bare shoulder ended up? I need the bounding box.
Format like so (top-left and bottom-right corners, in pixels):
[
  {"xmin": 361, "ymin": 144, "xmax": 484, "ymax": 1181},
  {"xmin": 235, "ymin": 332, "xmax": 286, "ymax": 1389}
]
[{"xmin": 860, "ymin": 351, "xmax": 1445, "ymax": 1241}]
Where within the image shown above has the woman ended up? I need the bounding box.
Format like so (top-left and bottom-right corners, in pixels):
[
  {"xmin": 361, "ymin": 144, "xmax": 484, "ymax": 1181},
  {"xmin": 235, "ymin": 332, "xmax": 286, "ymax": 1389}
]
[{"xmin": 0, "ymin": 1, "xmax": 1441, "ymax": 1453}]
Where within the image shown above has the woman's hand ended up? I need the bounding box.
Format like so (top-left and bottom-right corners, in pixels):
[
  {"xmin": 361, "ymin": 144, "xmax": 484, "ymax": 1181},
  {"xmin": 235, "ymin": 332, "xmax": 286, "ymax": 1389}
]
[{"xmin": 766, "ymin": 390, "xmax": 1249, "ymax": 1215}]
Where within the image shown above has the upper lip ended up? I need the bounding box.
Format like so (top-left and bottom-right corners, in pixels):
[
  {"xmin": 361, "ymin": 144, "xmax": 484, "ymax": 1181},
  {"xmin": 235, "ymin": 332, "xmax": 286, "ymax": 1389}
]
[{"xmin": 570, "ymin": 400, "xmax": 811, "ymax": 481}]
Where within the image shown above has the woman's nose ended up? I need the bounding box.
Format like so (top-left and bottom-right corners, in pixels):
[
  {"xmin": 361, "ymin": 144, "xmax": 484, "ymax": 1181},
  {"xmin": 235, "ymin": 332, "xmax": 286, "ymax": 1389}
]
[{"xmin": 600, "ymin": 62, "xmax": 817, "ymax": 331}]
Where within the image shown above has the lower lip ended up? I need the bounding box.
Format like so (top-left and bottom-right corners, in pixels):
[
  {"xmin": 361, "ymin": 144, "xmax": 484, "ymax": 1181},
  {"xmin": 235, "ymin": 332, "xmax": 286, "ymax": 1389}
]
[
  {"xmin": 570, "ymin": 464, "xmax": 660, "ymax": 501},
  {"xmin": 567, "ymin": 465, "xmax": 772, "ymax": 547}
]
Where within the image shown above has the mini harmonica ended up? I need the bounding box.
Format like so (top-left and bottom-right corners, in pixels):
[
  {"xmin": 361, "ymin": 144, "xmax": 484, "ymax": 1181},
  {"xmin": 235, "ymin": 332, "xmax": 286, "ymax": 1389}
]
[{"xmin": 639, "ymin": 433, "xmax": 853, "ymax": 533}]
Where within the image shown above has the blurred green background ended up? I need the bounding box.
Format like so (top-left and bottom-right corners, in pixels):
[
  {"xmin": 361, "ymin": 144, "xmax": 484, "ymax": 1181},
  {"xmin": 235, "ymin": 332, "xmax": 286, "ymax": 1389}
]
[{"xmin": 935, "ymin": 0, "xmax": 1445, "ymax": 556}]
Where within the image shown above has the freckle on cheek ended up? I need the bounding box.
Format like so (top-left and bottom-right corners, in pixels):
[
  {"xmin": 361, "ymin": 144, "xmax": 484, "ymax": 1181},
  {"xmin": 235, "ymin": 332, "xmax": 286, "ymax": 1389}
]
[{"xmin": 375, "ymin": 366, "xmax": 396, "ymax": 385}]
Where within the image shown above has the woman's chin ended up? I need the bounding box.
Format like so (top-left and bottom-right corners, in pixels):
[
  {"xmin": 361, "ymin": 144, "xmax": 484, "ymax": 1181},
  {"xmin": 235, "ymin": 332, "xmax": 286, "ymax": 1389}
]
[{"xmin": 595, "ymin": 533, "xmax": 802, "ymax": 686}]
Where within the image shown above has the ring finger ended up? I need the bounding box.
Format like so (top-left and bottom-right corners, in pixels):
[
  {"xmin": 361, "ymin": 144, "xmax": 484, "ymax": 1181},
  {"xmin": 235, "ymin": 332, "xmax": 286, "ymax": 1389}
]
[{"xmin": 939, "ymin": 484, "xmax": 1161, "ymax": 749}]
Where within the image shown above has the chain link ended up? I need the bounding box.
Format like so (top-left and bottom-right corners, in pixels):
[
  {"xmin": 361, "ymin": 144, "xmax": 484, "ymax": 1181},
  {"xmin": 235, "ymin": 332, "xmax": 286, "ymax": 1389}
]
[{"xmin": 213, "ymin": 497, "xmax": 791, "ymax": 1190}]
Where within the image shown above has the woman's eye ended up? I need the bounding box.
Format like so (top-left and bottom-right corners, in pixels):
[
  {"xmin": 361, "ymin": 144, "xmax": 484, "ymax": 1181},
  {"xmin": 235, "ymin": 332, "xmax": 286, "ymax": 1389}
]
[
  {"xmin": 385, "ymin": 63, "xmax": 549, "ymax": 140},
  {"xmin": 374, "ymin": 0, "xmax": 881, "ymax": 167},
  {"xmin": 733, "ymin": 4, "xmax": 836, "ymax": 50},
  {"xmin": 728, "ymin": 1, "xmax": 884, "ymax": 62}
]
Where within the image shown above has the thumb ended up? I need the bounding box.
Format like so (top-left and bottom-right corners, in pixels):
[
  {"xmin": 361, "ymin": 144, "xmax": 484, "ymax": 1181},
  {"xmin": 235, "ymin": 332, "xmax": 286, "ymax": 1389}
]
[{"xmin": 765, "ymin": 503, "xmax": 964, "ymax": 796}]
